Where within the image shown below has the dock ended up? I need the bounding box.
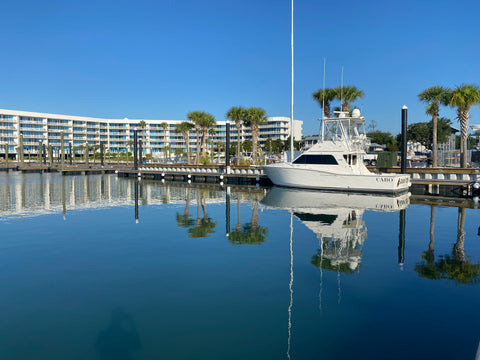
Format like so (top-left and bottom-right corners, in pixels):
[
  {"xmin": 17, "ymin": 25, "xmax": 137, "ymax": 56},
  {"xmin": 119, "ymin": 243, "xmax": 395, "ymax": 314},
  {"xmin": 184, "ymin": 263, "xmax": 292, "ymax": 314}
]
[
  {"xmin": 371, "ymin": 166, "xmax": 479, "ymax": 196},
  {"xmin": 117, "ymin": 164, "xmax": 271, "ymax": 186},
  {"xmin": 1, "ymin": 162, "xmax": 479, "ymax": 196}
]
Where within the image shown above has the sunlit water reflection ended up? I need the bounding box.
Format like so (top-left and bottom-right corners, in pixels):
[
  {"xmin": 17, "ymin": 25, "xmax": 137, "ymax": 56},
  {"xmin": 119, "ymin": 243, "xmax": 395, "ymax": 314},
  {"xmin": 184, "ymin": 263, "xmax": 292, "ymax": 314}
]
[{"xmin": 0, "ymin": 172, "xmax": 479, "ymax": 359}]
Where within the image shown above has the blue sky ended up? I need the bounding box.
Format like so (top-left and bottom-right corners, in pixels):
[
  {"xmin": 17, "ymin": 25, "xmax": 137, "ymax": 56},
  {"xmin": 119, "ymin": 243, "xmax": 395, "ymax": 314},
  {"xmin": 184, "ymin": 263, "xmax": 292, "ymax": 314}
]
[{"xmin": 1, "ymin": 0, "xmax": 479, "ymax": 136}]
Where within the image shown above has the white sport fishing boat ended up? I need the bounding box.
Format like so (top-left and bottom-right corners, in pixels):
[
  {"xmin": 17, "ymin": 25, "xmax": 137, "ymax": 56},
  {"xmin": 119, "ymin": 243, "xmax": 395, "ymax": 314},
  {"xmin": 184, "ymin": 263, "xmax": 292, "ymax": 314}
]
[{"xmin": 262, "ymin": 109, "xmax": 411, "ymax": 194}]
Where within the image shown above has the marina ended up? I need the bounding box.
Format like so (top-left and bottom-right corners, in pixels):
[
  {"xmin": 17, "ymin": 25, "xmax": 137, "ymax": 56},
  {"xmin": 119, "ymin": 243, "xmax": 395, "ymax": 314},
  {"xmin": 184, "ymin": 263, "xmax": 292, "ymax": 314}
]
[{"xmin": 1, "ymin": 0, "xmax": 479, "ymax": 358}]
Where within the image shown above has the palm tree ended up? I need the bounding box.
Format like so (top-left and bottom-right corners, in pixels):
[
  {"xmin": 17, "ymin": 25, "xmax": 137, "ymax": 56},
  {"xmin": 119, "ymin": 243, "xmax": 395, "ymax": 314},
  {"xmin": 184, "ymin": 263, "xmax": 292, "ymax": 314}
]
[
  {"xmin": 208, "ymin": 127, "xmax": 216, "ymax": 158},
  {"xmin": 92, "ymin": 144, "xmax": 100, "ymax": 163},
  {"xmin": 137, "ymin": 120, "xmax": 147, "ymax": 140},
  {"xmin": 226, "ymin": 106, "xmax": 247, "ymax": 165},
  {"xmin": 199, "ymin": 113, "xmax": 216, "ymax": 158},
  {"xmin": 335, "ymin": 86, "xmax": 364, "ymax": 113},
  {"xmin": 312, "ymin": 88, "xmax": 337, "ymax": 118},
  {"xmin": 126, "ymin": 140, "xmax": 134, "ymax": 165},
  {"xmin": 418, "ymin": 86, "xmax": 448, "ymax": 167},
  {"xmin": 138, "ymin": 120, "xmax": 147, "ymax": 132},
  {"xmin": 187, "ymin": 111, "xmax": 205, "ymax": 165},
  {"xmin": 162, "ymin": 144, "xmax": 171, "ymax": 161},
  {"xmin": 175, "ymin": 122, "xmax": 194, "ymax": 164},
  {"xmin": 444, "ymin": 84, "xmax": 480, "ymax": 167},
  {"xmin": 244, "ymin": 107, "xmax": 268, "ymax": 164}
]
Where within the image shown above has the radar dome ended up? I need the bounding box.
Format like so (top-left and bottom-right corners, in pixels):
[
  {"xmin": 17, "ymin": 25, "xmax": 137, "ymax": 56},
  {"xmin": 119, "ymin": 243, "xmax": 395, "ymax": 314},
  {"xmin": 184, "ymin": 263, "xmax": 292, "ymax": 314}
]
[{"xmin": 352, "ymin": 108, "xmax": 361, "ymax": 117}]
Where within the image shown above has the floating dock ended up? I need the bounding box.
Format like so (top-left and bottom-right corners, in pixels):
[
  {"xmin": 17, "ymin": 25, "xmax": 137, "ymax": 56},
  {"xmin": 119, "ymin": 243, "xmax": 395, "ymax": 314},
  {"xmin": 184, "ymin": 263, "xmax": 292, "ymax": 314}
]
[
  {"xmin": 117, "ymin": 165, "xmax": 271, "ymax": 186},
  {"xmin": 1, "ymin": 162, "xmax": 479, "ymax": 196}
]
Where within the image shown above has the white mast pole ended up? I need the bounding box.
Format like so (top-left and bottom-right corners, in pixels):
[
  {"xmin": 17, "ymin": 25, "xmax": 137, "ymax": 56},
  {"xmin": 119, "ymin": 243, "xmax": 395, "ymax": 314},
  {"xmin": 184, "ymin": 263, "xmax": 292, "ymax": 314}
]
[{"xmin": 290, "ymin": 0, "xmax": 294, "ymax": 163}]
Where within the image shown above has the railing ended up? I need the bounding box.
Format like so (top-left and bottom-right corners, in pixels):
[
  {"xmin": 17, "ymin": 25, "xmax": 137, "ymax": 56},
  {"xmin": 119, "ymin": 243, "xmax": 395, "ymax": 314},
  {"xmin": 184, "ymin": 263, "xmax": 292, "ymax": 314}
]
[
  {"xmin": 137, "ymin": 164, "xmax": 265, "ymax": 176},
  {"xmin": 437, "ymin": 150, "xmax": 476, "ymax": 167}
]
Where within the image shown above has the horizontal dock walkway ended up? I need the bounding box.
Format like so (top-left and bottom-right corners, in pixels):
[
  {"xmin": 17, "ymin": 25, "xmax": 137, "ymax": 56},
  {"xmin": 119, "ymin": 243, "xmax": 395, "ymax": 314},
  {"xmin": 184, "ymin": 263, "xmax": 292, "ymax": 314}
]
[
  {"xmin": 1, "ymin": 162, "xmax": 479, "ymax": 195},
  {"xmin": 372, "ymin": 166, "xmax": 480, "ymax": 196},
  {"xmin": 117, "ymin": 165, "xmax": 270, "ymax": 186}
]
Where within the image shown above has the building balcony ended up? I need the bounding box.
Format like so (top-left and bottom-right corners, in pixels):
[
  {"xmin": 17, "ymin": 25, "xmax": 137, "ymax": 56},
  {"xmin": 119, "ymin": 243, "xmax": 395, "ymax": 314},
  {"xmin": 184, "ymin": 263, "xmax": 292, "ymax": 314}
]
[{"xmin": 19, "ymin": 121, "xmax": 44, "ymax": 126}]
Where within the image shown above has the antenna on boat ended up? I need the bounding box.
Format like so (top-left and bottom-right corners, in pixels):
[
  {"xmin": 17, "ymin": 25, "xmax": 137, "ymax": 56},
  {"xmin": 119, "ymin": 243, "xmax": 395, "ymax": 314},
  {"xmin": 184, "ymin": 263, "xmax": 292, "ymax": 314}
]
[
  {"xmin": 320, "ymin": 57, "xmax": 326, "ymax": 142},
  {"xmin": 290, "ymin": 0, "xmax": 294, "ymax": 163},
  {"xmin": 322, "ymin": 58, "xmax": 326, "ymax": 119},
  {"xmin": 340, "ymin": 66, "xmax": 344, "ymax": 112}
]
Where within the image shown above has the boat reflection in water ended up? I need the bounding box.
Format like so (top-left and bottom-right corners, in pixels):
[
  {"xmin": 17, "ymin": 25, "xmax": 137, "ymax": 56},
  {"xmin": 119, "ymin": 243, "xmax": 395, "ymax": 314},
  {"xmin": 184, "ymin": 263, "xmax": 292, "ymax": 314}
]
[{"xmin": 261, "ymin": 187, "xmax": 410, "ymax": 274}]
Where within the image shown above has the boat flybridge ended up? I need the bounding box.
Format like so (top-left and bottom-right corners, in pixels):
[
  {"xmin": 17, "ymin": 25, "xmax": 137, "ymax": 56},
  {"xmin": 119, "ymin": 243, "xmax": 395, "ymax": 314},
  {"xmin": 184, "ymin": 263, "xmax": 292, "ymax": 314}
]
[{"xmin": 262, "ymin": 109, "xmax": 411, "ymax": 194}]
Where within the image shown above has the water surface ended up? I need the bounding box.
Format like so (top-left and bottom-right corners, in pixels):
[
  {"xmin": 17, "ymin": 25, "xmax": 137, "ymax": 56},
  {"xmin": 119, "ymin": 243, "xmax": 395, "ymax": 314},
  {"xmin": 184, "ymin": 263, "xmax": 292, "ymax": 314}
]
[{"xmin": 0, "ymin": 172, "xmax": 479, "ymax": 359}]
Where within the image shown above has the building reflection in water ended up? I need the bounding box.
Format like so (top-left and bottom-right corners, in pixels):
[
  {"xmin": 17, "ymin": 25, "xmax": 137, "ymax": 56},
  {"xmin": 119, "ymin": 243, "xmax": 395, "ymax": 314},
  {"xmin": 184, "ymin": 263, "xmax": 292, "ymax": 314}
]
[
  {"xmin": 0, "ymin": 173, "xmax": 130, "ymax": 219},
  {"xmin": 0, "ymin": 174, "xmax": 264, "ymax": 227}
]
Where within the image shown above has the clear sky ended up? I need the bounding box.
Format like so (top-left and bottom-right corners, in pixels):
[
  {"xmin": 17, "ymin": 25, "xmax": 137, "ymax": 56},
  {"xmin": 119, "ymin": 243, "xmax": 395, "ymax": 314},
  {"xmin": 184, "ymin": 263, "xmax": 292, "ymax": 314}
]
[{"xmin": 1, "ymin": 0, "xmax": 479, "ymax": 136}]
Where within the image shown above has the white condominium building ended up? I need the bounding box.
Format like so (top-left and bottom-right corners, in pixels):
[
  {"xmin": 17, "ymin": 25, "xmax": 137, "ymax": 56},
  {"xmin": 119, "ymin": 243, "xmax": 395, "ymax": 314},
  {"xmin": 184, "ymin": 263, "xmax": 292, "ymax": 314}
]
[{"xmin": 0, "ymin": 109, "xmax": 303, "ymax": 157}]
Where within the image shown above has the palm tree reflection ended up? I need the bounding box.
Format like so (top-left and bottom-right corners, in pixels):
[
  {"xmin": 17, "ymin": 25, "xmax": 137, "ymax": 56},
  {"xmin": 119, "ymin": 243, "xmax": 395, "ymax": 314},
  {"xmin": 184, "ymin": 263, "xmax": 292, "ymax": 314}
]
[
  {"xmin": 415, "ymin": 207, "xmax": 480, "ymax": 284},
  {"xmin": 228, "ymin": 192, "xmax": 267, "ymax": 245},
  {"xmin": 176, "ymin": 187, "xmax": 194, "ymax": 228},
  {"xmin": 188, "ymin": 189, "xmax": 217, "ymax": 238}
]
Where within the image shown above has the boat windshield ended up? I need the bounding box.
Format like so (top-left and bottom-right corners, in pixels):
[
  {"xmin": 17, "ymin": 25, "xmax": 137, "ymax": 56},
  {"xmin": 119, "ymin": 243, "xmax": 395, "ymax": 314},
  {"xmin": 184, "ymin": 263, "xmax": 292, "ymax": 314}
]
[
  {"xmin": 320, "ymin": 117, "xmax": 369, "ymax": 151},
  {"xmin": 293, "ymin": 154, "xmax": 338, "ymax": 165}
]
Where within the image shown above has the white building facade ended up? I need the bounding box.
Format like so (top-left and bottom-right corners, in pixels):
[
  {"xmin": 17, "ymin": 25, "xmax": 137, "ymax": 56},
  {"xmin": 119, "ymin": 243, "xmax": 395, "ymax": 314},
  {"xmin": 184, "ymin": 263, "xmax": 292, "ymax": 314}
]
[{"xmin": 0, "ymin": 109, "xmax": 303, "ymax": 157}]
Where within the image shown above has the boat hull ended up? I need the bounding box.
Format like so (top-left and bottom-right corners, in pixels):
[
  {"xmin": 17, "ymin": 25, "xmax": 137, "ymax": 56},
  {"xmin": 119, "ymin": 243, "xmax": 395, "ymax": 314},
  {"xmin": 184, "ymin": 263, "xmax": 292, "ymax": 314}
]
[
  {"xmin": 262, "ymin": 164, "xmax": 411, "ymax": 194},
  {"xmin": 261, "ymin": 186, "xmax": 410, "ymax": 212}
]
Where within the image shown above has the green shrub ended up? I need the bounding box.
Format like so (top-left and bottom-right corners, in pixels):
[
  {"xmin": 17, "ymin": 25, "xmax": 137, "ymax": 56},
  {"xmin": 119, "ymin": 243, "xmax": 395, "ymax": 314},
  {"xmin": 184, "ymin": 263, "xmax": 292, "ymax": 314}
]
[{"xmin": 200, "ymin": 156, "xmax": 210, "ymax": 165}]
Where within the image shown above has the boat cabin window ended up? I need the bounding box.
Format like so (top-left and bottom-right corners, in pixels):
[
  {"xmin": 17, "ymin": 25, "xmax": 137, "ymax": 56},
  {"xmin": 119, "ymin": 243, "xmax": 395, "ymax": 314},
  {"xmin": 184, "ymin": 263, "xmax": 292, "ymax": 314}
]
[
  {"xmin": 343, "ymin": 155, "xmax": 357, "ymax": 165},
  {"xmin": 293, "ymin": 154, "xmax": 338, "ymax": 165}
]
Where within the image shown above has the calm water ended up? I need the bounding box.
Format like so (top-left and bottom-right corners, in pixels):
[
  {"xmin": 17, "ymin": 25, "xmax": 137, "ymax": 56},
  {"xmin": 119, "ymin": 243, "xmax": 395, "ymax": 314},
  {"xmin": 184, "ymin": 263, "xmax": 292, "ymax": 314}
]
[{"xmin": 0, "ymin": 172, "xmax": 479, "ymax": 360}]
